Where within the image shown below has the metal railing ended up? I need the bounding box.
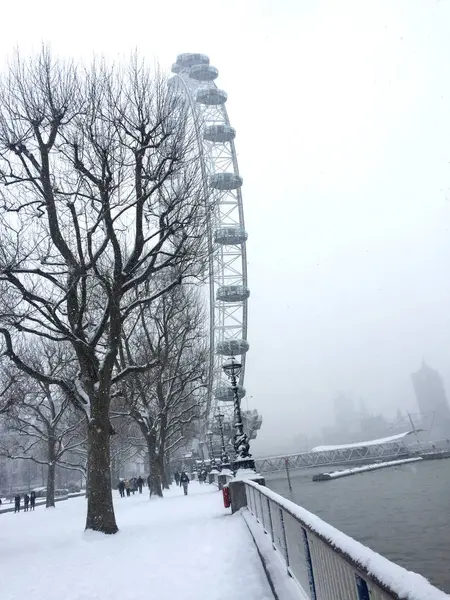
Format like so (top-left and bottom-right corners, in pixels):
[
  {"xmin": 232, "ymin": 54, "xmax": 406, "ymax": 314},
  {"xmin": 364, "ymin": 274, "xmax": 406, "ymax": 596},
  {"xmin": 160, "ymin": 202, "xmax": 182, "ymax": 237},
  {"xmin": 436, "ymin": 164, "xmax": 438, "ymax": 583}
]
[{"xmin": 243, "ymin": 480, "xmax": 448, "ymax": 600}]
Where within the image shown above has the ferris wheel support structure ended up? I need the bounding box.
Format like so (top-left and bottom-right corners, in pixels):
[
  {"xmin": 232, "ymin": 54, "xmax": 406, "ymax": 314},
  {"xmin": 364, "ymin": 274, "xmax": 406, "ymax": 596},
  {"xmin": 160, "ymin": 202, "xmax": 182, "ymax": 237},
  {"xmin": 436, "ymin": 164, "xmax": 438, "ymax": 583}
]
[{"xmin": 169, "ymin": 53, "xmax": 251, "ymax": 435}]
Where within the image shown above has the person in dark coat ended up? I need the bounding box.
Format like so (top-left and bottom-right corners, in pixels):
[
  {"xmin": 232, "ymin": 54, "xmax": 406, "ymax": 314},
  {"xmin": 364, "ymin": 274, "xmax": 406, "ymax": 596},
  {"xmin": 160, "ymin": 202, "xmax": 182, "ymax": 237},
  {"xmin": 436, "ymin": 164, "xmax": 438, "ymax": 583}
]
[
  {"xmin": 137, "ymin": 476, "xmax": 144, "ymax": 494},
  {"xmin": 179, "ymin": 471, "xmax": 190, "ymax": 496},
  {"xmin": 14, "ymin": 494, "xmax": 21, "ymax": 513},
  {"xmin": 174, "ymin": 471, "xmax": 180, "ymax": 486},
  {"xmin": 118, "ymin": 480, "xmax": 125, "ymax": 497},
  {"xmin": 24, "ymin": 493, "xmax": 30, "ymax": 512},
  {"xmin": 30, "ymin": 491, "xmax": 36, "ymax": 511}
]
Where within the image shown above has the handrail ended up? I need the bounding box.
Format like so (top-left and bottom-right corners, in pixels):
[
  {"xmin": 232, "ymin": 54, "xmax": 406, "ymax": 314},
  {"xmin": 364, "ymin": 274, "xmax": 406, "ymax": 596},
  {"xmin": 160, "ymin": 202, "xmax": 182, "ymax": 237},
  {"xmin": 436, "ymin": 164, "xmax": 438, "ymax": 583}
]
[{"xmin": 243, "ymin": 480, "xmax": 449, "ymax": 600}]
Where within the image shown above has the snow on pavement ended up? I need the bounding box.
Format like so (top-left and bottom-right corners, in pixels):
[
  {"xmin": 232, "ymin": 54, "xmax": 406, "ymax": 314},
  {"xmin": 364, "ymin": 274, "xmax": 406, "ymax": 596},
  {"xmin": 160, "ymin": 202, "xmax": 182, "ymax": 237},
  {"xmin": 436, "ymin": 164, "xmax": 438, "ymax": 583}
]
[{"xmin": 1, "ymin": 482, "xmax": 274, "ymax": 600}]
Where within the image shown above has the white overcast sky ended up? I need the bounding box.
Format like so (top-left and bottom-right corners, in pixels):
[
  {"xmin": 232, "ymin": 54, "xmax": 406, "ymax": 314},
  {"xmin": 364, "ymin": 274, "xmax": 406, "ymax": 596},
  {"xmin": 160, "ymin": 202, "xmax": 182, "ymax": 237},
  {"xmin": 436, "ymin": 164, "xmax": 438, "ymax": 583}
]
[{"xmin": 2, "ymin": 0, "xmax": 450, "ymax": 455}]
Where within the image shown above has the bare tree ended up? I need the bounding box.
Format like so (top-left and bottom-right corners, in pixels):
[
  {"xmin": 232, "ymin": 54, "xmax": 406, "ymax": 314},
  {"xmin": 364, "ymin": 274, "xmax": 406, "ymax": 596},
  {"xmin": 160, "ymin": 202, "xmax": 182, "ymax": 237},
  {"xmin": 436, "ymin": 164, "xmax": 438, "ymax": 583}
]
[
  {"xmin": 0, "ymin": 343, "xmax": 87, "ymax": 506},
  {"xmin": 0, "ymin": 50, "xmax": 209, "ymax": 532},
  {"xmin": 117, "ymin": 284, "xmax": 207, "ymax": 497}
]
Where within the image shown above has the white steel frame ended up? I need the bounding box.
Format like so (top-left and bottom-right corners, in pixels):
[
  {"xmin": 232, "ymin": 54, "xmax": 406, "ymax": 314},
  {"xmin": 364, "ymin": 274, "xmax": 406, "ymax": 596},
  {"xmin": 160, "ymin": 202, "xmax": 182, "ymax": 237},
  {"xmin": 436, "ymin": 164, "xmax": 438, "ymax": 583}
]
[{"xmin": 169, "ymin": 57, "xmax": 248, "ymax": 428}]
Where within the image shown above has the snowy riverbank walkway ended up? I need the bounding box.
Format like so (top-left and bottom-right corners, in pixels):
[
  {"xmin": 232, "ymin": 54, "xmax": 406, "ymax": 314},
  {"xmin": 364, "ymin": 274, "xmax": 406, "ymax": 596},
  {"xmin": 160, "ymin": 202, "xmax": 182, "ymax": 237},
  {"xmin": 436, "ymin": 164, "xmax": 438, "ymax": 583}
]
[{"xmin": 1, "ymin": 481, "xmax": 274, "ymax": 600}]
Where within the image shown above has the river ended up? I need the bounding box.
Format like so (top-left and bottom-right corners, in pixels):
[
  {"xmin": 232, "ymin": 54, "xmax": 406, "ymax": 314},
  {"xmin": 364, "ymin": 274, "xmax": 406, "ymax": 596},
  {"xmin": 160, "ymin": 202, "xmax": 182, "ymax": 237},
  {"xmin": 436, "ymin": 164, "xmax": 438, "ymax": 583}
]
[{"xmin": 264, "ymin": 458, "xmax": 450, "ymax": 593}]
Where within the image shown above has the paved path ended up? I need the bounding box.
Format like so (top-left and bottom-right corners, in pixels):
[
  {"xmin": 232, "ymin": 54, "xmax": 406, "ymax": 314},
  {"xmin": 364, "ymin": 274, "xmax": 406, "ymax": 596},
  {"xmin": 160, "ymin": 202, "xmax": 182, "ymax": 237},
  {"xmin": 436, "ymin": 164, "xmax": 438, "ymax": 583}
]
[{"xmin": 1, "ymin": 482, "xmax": 273, "ymax": 600}]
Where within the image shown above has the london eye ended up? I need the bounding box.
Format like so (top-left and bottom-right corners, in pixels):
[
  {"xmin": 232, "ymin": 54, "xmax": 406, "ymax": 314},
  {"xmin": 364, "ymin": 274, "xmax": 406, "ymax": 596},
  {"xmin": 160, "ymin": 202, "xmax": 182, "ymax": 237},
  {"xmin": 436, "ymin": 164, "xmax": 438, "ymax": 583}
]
[{"xmin": 168, "ymin": 53, "xmax": 261, "ymax": 449}]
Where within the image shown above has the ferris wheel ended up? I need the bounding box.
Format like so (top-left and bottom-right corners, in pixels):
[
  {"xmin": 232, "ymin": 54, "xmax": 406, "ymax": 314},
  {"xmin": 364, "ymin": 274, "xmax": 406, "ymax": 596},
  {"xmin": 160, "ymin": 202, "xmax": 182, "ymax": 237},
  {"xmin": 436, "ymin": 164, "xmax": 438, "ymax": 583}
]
[{"xmin": 168, "ymin": 53, "xmax": 251, "ymax": 437}]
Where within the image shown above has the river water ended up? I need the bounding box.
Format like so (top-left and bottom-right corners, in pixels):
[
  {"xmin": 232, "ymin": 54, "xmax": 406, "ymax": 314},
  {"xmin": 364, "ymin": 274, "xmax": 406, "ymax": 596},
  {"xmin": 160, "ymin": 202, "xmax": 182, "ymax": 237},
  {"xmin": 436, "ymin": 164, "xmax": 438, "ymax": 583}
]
[{"xmin": 264, "ymin": 459, "xmax": 450, "ymax": 593}]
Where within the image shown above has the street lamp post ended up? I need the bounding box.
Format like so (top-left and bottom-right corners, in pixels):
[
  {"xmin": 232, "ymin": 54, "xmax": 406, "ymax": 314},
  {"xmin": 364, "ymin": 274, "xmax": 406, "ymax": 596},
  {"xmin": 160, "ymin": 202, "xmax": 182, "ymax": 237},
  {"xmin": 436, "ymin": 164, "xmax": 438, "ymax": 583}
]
[
  {"xmin": 191, "ymin": 446, "xmax": 198, "ymax": 479},
  {"xmin": 198, "ymin": 441, "xmax": 205, "ymax": 477},
  {"xmin": 207, "ymin": 430, "xmax": 220, "ymax": 484},
  {"xmin": 216, "ymin": 411, "xmax": 231, "ymax": 470},
  {"xmin": 222, "ymin": 356, "xmax": 255, "ymax": 473},
  {"xmin": 207, "ymin": 430, "xmax": 217, "ymax": 470}
]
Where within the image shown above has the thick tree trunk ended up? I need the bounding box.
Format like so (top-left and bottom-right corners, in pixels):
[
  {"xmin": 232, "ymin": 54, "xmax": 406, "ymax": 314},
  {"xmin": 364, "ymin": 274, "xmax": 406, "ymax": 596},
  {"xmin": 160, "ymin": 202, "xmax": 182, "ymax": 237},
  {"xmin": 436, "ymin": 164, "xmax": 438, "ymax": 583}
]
[
  {"xmin": 161, "ymin": 455, "xmax": 170, "ymax": 490},
  {"xmin": 148, "ymin": 446, "xmax": 163, "ymax": 498},
  {"xmin": 46, "ymin": 460, "xmax": 56, "ymax": 508},
  {"xmin": 85, "ymin": 403, "xmax": 118, "ymax": 534},
  {"xmin": 85, "ymin": 448, "xmax": 90, "ymax": 499}
]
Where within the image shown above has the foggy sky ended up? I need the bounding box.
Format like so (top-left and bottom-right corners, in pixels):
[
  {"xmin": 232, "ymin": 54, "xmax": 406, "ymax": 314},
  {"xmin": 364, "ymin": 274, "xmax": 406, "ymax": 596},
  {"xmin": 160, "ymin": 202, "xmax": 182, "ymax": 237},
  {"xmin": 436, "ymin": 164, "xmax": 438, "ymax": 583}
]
[{"xmin": 2, "ymin": 0, "xmax": 450, "ymax": 456}]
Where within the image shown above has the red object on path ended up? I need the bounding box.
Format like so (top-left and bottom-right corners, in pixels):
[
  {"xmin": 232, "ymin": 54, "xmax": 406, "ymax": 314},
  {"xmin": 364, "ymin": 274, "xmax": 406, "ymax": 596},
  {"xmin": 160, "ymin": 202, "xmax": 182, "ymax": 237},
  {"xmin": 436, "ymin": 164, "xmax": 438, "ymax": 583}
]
[{"xmin": 222, "ymin": 485, "xmax": 231, "ymax": 508}]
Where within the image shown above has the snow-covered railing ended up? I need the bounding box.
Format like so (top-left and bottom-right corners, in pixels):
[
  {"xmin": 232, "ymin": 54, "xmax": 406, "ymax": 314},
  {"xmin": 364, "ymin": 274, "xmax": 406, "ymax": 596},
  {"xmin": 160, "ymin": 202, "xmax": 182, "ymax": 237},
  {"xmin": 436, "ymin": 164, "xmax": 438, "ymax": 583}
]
[
  {"xmin": 243, "ymin": 480, "xmax": 449, "ymax": 600},
  {"xmin": 312, "ymin": 457, "xmax": 423, "ymax": 481}
]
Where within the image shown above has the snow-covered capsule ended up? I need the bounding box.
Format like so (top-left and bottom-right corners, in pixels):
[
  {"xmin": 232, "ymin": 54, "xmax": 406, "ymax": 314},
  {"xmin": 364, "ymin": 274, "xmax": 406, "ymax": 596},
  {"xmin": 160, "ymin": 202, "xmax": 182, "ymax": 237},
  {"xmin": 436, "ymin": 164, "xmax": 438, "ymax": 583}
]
[
  {"xmin": 216, "ymin": 285, "xmax": 250, "ymax": 303},
  {"xmin": 214, "ymin": 226, "xmax": 248, "ymax": 245},
  {"xmin": 214, "ymin": 385, "xmax": 246, "ymax": 402},
  {"xmin": 210, "ymin": 172, "xmax": 243, "ymax": 191},
  {"xmin": 203, "ymin": 124, "xmax": 236, "ymax": 143},
  {"xmin": 189, "ymin": 64, "xmax": 218, "ymax": 82},
  {"xmin": 167, "ymin": 76, "xmax": 180, "ymax": 90},
  {"xmin": 176, "ymin": 53, "xmax": 210, "ymax": 68},
  {"xmin": 196, "ymin": 87, "xmax": 227, "ymax": 106},
  {"xmin": 216, "ymin": 339, "xmax": 249, "ymax": 356}
]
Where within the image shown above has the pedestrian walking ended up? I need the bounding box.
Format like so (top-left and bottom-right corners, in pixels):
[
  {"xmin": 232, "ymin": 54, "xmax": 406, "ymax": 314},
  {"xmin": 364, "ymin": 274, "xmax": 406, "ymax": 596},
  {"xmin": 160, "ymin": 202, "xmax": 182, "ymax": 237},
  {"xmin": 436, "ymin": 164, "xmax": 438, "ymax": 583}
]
[
  {"xmin": 24, "ymin": 493, "xmax": 30, "ymax": 512},
  {"xmin": 174, "ymin": 471, "xmax": 180, "ymax": 486},
  {"xmin": 118, "ymin": 479, "xmax": 125, "ymax": 498},
  {"xmin": 130, "ymin": 477, "xmax": 137, "ymax": 495},
  {"xmin": 180, "ymin": 471, "xmax": 190, "ymax": 496},
  {"xmin": 30, "ymin": 491, "xmax": 36, "ymax": 511},
  {"xmin": 124, "ymin": 479, "xmax": 131, "ymax": 497},
  {"xmin": 14, "ymin": 494, "xmax": 21, "ymax": 513},
  {"xmin": 137, "ymin": 476, "xmax": 144, "ymax": 494}
]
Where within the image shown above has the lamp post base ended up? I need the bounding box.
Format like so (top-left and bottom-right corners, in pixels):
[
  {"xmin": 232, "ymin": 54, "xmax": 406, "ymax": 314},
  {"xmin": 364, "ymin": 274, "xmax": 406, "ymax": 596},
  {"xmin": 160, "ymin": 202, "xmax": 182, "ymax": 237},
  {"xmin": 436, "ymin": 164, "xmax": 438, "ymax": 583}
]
[{"xmin": 232, "ymin": 457, "xmax": 256, "ymax": 473}]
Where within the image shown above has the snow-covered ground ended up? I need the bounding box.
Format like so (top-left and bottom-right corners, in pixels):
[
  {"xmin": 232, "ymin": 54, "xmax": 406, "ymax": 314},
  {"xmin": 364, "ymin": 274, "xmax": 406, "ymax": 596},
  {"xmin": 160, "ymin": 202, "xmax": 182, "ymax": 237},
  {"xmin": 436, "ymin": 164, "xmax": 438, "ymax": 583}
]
[{"xmin": 1, "ymin": 482, "xmax": 273, "ymax": 600}]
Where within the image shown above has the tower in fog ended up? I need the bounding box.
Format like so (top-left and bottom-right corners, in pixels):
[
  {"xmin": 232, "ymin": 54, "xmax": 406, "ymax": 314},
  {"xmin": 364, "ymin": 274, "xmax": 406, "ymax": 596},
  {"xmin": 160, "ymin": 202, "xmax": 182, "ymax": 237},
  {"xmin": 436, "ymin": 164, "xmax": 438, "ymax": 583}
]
[{"xmin": 411, "ymin": 361, "xmax": 450, "ymax": 437}]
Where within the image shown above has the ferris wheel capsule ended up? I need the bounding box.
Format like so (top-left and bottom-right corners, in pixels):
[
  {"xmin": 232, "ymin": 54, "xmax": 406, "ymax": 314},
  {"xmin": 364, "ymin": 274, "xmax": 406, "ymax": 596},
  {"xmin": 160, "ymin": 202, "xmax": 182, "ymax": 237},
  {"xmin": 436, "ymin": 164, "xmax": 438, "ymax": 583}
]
[
  {"xmin": 216, "ymin": 339, "xmax": 250, "ymax": 356},
  {"xmin": 196, "ymin": 87, "xmax": 228, "ymax": 106},
  {"xmin": 203, "ymin": 124, "xmax": 236, "ymax": 143},
  {"xmin": 214, "ymin": 385, "xmax": 246, "ymax": 402},
  {"xmin": 214, "ymin": 226, "xmax": 248, "ymax": 245},
  {"xmin": 176, "ymin": 53, "xmax": 210, "ymax": 68},
  {"xmin": 210, "ymin": 172, "xmax": 243, "ymax": 191},
  {"xmin": 216, "ymin": 285, "xmax": 250, "ymax": 303},
  {"xmin": 189, "ymin": 64, "xmax": 219, "ymax": 82}
]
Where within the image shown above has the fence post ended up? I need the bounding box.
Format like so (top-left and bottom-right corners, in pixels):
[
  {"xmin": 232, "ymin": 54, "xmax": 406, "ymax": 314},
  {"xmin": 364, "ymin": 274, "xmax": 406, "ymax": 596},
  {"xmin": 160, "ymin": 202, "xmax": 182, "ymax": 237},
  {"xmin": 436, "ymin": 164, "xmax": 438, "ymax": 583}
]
[
  {"xmin": 279, "ymin": 508, "xmax": 290, "ymax": 568},
  {"xmin": 267, "ymin": 497, "xmax": 274, "ymax": 543},
  {"xmin": 302, "ymin": 527, "xmax": 317, "ymax": 600},
  {"xmin": 355, "ymin": 574, "xmax": 370, "ymax": 600},
  {"xmin": 259, "ymin": 491, "xmax": 265, "ymax": 530}
]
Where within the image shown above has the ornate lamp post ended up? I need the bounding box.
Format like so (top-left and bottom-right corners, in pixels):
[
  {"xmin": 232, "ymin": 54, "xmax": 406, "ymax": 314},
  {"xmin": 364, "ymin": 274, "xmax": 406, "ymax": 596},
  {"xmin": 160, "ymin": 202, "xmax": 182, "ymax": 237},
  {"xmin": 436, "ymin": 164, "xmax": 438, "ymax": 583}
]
[
  {"xmin": 191, "ymin": 445, "xmax": 198, "ymax": 478},
  {"xmin": 198, "ymin": 440, "xmax": 205, "ymax": 476},
  {"xmin": 207, "ymin": 430, "xmax": 217, "ymax": 469},
  {"xmin": 216, "ymin": 411, "xmax": 231, "ymax": 470},
  {"xmin": 207, "ymin": 430, "xmax": 220, "ymax": 481},
  {"xmin": 222, "ymin": 356, "xmax": 255, "ymax": 473}
]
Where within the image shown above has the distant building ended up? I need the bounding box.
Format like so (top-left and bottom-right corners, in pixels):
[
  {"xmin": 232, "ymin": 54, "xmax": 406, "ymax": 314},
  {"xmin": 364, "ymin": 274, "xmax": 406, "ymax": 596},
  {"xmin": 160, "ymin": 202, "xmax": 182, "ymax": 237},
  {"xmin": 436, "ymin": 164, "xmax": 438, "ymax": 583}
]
[
  {"xmin": 411, "ymin": 361, "xmax": 450, "ymax": 438},
  {"xmin": 333, "ymin": 393, "xmax": 357, "ymax": 431}
]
